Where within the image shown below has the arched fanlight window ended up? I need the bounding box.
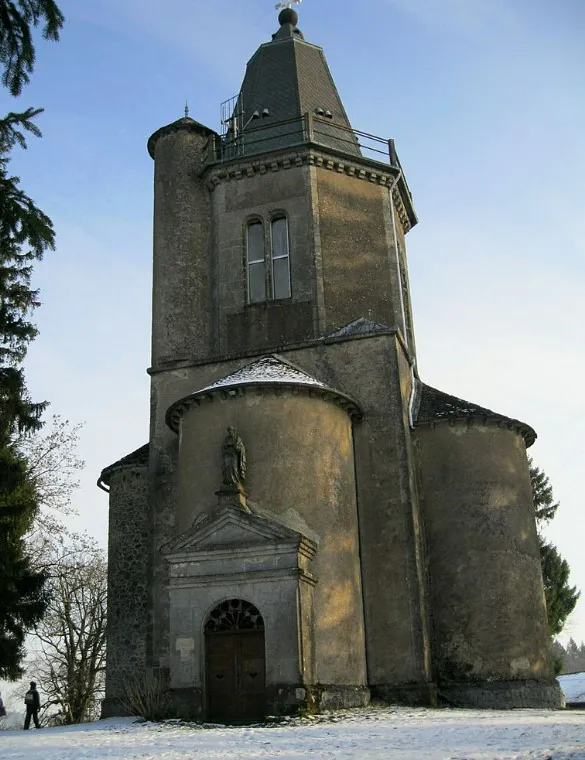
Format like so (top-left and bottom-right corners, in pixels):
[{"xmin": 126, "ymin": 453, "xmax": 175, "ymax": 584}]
[
  {"xmin": 247, "ymin": 220, "xmax": 266, "ymax": 303},
  {"xmin": 205, "ymin": 599, "xmax": 265, "ymax": 634},
  {"xmin": 270, "ymin": 216, "xmax": 291, "ymax": 300}
]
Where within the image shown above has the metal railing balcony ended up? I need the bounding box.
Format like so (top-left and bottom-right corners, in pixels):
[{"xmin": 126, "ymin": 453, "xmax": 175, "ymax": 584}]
[{"xmin": 207, "ymin": 113, "xmax": 399, "ymax": 169}]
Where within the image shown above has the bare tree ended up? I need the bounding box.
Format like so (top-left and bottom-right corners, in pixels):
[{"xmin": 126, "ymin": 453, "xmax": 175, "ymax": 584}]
[
  {"xmin": 15, "ymin": 415, "xmax": 85, "ymax": 572},
  {"xmin": 17, "ymin": 414, "xmax": 85, "ymax": 536},
  {"xmin": 28, "ymin": 535, "xmax": 107, "ymax": 724}
]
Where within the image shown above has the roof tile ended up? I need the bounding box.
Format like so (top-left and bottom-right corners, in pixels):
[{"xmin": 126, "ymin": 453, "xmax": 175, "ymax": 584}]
[{"xmin": 415, "ymin": 383, "xmax": 536, "ymax": 447}]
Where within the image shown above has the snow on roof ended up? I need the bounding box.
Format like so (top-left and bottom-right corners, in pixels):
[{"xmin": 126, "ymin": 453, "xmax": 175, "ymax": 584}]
[
  {"xmin": 197, "ymin": 356, "xmax": 327, "ymax": 393},
  {"xmin": 98, "ymin": 443, "xmax": 149, "ymax": 489},
  {"xmin": 165, "ymin": 355, "xmax": 362, "ymax": 432},
  {"xmin": 558, "ymin": 672, "xmax": 585, "ymax": 703},
  {"xmin": 326, "ymin": 317, "xmax": 390, "ymax": 338},
  {"xmin": 415, "ymin": 383, "xmax": 537, "ymax": 447}
]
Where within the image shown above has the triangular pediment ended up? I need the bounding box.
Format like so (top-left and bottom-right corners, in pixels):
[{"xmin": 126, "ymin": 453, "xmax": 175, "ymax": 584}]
[{"xmin": 161, "ymin": 505, "xmax": 312, "ymax": 556}]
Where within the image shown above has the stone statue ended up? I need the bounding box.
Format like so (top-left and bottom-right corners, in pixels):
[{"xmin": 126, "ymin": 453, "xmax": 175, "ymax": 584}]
[{"xmin": 221, "ymin": 426, "xmax": 247, "ymax": 488}]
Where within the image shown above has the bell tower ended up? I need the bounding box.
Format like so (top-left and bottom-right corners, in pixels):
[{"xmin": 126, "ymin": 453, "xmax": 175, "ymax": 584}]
[
  {"xmin": 101, "ymin": 3, "xmax": 561, "ymax": 720},
  {"xmin": 148, "ymin": 5, "xmax": 418, "ymax": 368},
  {"xmin": 142, "ymin": 5, "xmax": 430, "ymax": 714}
]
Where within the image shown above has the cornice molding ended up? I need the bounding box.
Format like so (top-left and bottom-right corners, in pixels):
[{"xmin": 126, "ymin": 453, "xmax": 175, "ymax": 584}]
[
  {"xmin": 204, "ymin": 147, "xmax": 414, "ymax": 234},
  {"xmin": 166, "ymin": 381, "xmax": 363, "ymax": 434},
  {"xmin": 415, "ymin": 416, "xmax": 536, "ymax": 449}
]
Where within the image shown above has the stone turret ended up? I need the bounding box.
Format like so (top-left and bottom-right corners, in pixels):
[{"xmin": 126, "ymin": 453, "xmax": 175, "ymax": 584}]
[
  {"xmin": 148, "ymin": 116, "xmax": 217, "ymax": 368},
  {"xmin": 414, "ymin": 385, "xmax": 558, "ymax": 707}
]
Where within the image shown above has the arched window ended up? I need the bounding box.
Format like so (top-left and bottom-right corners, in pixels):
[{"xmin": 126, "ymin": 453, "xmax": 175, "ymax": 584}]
[
  {"xmin": 270, "ymin": 216, "xmax": 291, "ymax": 300},
  {"xmin": 247, "ymin": 220, "xmax": 266, "ymax": 303},
  {"xmin": 205, "ymin": 599, "xmax": 265, "ymax": 634},
  {"xmin": 245, "ymin": 216, "xmax": 292, "ymax": 303}
]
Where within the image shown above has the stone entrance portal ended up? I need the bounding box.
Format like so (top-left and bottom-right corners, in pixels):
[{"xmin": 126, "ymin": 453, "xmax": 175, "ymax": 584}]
[
  {"xmin": 163, "ymin": 503, "xmax": 318, "ymax": 720},
  {"xmin": 205, "ymin": 599, "xmax": 266, "ymax": 723}
]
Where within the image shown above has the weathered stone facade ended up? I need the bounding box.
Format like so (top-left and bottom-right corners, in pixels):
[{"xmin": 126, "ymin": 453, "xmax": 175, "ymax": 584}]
[
  {"xmin": 101, "ymin": 456, "xmax": 150, "ymax": 716},
  {"xmin": 99, "ymin": 9, "xmax": 562, "ymax": 721}
]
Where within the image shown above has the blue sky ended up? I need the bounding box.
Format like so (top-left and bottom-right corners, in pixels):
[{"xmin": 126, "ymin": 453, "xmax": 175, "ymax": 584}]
[{"xmin": 3, "ymin": 0, "xmax": 584, "ymax": 645}]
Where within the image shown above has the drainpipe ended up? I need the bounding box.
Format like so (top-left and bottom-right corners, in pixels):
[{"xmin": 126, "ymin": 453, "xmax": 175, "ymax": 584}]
[{"xmin": 388, "ymin": 169, "xmax": 417, "ymax": 428}]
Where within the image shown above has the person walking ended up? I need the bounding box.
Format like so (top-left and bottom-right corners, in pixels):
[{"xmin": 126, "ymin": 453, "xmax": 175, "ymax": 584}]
[
  {"xmin": 23, "ymin": 681, "xmax": 41, "ymax": 729},
  {"xmin": 0, "ymin": 691, "xmax": 6, "ymax": 719}
]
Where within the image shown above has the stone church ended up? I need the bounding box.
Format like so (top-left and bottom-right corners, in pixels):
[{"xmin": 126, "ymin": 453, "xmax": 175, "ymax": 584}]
[{"xmin": 99, "ymin": 8, "xmax": 561, "ymax": 722}]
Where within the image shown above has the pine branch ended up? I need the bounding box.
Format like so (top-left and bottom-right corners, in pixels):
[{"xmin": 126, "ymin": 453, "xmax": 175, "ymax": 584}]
[{"xmin": 0, "ymin": 1, "xmax": 65, "ymax": 96}]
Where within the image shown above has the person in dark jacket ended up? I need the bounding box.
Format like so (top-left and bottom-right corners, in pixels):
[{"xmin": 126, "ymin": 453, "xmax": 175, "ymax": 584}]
[{"xmin": 23, "ymin": 681, "xmax": 41, "ymax": 729}]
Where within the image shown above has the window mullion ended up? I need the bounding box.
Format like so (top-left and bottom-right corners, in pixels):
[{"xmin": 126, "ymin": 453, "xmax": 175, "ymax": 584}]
[
  {"xmin": 270, "ymin": 217, "xmax": 291, "ymax": 300},
  {"xmin": 266, "ymin": 222, "xmax": 272, "ymax": 300},
  {"xmin": 247, "ymin": 221, "xmax": 266, "ymax": 303}
]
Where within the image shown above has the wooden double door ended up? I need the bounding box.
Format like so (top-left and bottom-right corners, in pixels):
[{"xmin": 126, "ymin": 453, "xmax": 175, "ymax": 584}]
[{"xmin": 206, "ymin": 629, "xmax": 266, "ymax": 723}]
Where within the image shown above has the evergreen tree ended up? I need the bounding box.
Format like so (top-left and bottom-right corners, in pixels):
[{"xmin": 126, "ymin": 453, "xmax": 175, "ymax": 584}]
[
  {"xmin": 550, "ymin": 638, "xmax": 566, "ymax": 674},
  {"xmin": 539, "ymin": 542, "xmax": 580, "ymax": 638},
  {"xmin": 529, "ymin": 458, "xmax": 559, "ymax": 523},
  {"xmin": 551, "ymin": 638, "xmax": 585, "ymax": 674},
  {"xmin": 0, "ymin": 114, "xmax": 52, "ymax": 680},
  {"xmin": 529, "ymin": 458, "xmax": 580, "ymax": 638},
  {"xmin": 0, "ymin": 0, "xmax": 64, "ymax": 96},
  {"xmin": 1, "ymin": 110, "xmax": 54, "ymax": 432},
  {"xmin": 0, "ymin": 0, "xmax": 64, "ymax": 679},
  {"xmin": 0, "ymin": 444, "xmax": 47, "ymax": 679}
]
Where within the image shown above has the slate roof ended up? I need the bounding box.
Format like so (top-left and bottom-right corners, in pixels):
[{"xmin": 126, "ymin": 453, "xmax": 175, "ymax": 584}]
[
  {"xmin": 415, "ymin": 383, "xmax": 536, "ymax": 447},
  {"xmin": 98, "ymin": 443, "xmax": 149, "ymax": 489},
  {"xmin": 166, "ymin": 355, "xmax": 362, "ymax": 432},
  {"xmin": 147, "ymin": 116, "xmax": 216, "ymax": 159},
  {"xmin": 197, "ymin": 356, "xmax": 327, "ymax": 393},
  {"xmin": 326, "ymin": 317, "xmax": 391, "ymax": 339},
  {"xmin": 234, "ymin": 12, "xmax": 361, "ymax": 158}
]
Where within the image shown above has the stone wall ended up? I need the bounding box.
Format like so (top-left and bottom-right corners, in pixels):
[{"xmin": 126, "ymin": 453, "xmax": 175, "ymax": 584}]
[
  {"xmin": 415, "ymin": 422, "xmax": 561, "ymax": 707},
  {"xmin": 147, "ymin": 329, "xmax": 433, "ymax": 707},
  {"xmin": 175, "ymin": 388, "xmax": 368, "ymax": 689},
  {"xmin": 151, "ymin": 123, "xmax": 213, "ymax": 367},
  {"xmin": 166, "ymin": 541, "xmax": 313, "ymax": 719},
  {"xmin": 196, "ymin": 148, "xmax": 413, "ymax": 361},
  {"xmin": 148, "ymin": 380, "xmax": 179, "ymax": 686},
  {"xmin": 315, "ymin": 167, "xmax": 404, "ymax": 334},
  {"xmin": 102, "ymin": 465, "xmax": 150, "ymax": 717},
  {"xmin": 211, "ymin": 164, "xmax": 318, "ymax": 355},
  {"xmin": 284, "ymin": 334, "xmax": 433, "ymax": 703}
]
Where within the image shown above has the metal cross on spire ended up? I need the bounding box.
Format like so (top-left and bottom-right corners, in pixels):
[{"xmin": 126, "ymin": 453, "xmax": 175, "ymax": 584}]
[{"xmin": 274, "ymin": 0, "xmax": 302, "ymax": 11}]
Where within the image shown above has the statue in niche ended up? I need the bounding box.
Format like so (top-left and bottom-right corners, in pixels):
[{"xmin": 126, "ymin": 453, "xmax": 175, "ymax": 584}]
[{"xmin": 221, "ymin": 426, "xmax": 247, "ymax": 489}]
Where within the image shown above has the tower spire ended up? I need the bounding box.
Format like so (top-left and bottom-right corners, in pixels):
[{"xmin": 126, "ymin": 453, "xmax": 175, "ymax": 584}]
[
  {"xmin": 184, "ymin": 100, "xmax": 189, "ymax": 118},
  {"xmin": 275, "ymin": 0, "xmax": 302, "ymax": 27}
]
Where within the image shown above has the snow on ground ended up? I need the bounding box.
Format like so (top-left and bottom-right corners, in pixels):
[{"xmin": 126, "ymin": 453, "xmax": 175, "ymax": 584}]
[
  {"xmin": 560, "ymin": 673, "xmax": 585, "ymax": 704},
  {"xmin": 0, "ymin": 707, "xmax": 584, "ymax": 760}
]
